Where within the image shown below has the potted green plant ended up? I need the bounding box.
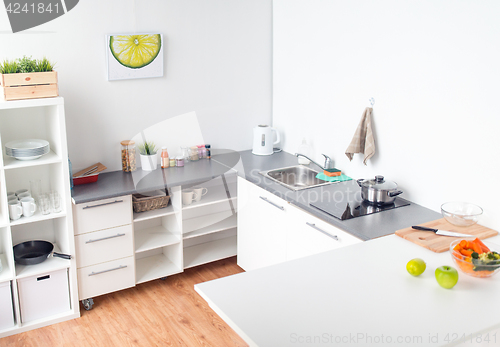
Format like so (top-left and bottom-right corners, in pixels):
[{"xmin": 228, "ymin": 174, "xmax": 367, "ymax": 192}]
[
  {"xmin": 0, "ymin": 56, "xmax": 57, "ymax": 101},
  {"xmin": 138, "ymin": 141, "xmax": 158, "ymax": 171}
]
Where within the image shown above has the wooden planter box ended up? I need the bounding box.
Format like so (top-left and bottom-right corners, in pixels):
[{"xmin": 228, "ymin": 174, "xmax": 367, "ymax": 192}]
[{"xmin": 0, "ymin": 71, "xmax": 58, "ymax": 101}]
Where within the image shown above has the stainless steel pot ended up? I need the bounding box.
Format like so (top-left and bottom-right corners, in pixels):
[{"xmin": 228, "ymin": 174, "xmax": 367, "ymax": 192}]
[{"xmin": 357, "ymin": 175, "xmax": 403, "ymax": 205}]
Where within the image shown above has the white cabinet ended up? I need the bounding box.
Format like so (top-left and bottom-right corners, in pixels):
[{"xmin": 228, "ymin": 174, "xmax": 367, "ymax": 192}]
[
  {"xmin": 0, "ymin": 281, "xmax": 14, "ymax": 330},
  {"xmin": 0, "ymin": 97, "xmax": 79, "ymax": 338},
  {"xmin": 237, "ymin": 177, "xmax": 362, "ymax": 271},
  {"xmin": 71, "ymin": 170, "xmax": 237, "ymax": 307},
  {"xmin": 73, "ymin": 195, "xmax": 135, "ymax": 306},
  {"xmin": 286, "ymin": 203, "xmax": 361, "ymax": 261},
  {"xmin": 237, "ymin": 177, "xmax": 287, "ymax": 271}
]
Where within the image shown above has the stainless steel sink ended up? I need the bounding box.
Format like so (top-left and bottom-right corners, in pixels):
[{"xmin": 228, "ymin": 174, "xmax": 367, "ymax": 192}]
[{"xmin": 259, "ymin": 165, "xmax": 334, "ymax": 191}]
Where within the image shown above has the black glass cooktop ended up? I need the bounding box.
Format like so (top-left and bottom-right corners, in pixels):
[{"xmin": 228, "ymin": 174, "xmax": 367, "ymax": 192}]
[{"xmin": 309, "ymin": 181, "xmax": 410, "ymax": 220}]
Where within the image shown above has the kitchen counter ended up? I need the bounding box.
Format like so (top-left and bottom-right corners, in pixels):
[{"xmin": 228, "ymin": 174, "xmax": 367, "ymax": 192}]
[
  {"xmin": 72, "ymin": 149, "xmax": 440, "ymax": 241},
  {"xmin": 196, "ymin": 234, "xmax": 500, "ymax": 347}
]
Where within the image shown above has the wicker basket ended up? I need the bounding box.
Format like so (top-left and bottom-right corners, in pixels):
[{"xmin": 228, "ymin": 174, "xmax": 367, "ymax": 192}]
[{"xmin": 132, "ymin": 192, "xmax": 170, "ymax": 213}]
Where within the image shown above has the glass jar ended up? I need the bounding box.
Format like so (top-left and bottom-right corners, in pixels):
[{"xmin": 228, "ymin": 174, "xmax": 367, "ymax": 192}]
[
  {"xmin": 176, "ymin": 156, "xmax": 184, "ymax": 167},
  {"xmin": 161, "ymin": 147, "xmax": 169, "ymax": 168},
  {"xmin": 121, "ymin": 140, "xmax": 136, "ymax": 172},
  {"xmin": 205, "ymin": 144, "xmax": 211, "ymax": 159},
  {"xmin": 180, "ymin": 146, "xmax": 190, "ymax": 162},
  {"xmin": 169, "ymin": 158, "xmax": 176, "ymax": 167},
  {"xmin": 189, "ymin": 146, "xmax": 199, "ymax": 161},
  {"xmin": 199, "ymin": 145, "xmax": 207, "ymax": 159}
]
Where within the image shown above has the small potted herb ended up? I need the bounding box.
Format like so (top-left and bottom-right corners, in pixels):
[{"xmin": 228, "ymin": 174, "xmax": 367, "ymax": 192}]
[
  {"xmin": 138, "ymin": 141, "xmax": 158, "ymax": 171},
  {"xmin": 0, "ymin": 56, "xmax": 58, "ymax": 101}
]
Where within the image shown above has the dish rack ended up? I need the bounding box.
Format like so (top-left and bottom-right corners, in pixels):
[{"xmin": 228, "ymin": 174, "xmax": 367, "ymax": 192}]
[{"xmin": 132, "ymin": 190, "xmax": 170, "ymax": 213}]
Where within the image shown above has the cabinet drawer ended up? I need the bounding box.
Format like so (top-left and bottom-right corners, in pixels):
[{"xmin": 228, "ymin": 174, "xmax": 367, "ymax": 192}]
[
  {"xmin": 78, "ymin": 256, "xmax": 135, "ymax": 300},
  {"xmin": 74, "ymin": 195, "xmax": 132, "ymax": 235},
  {"xmin": 0, "ymin": 281, "xmax": 15, "ymax": 330},
  {"xmin": 75, "ymin": 225, "xmax": 134, "ymax": 268},
  {"xmin": 17, "ymin": 269, "xmax": 70, "ymax": 324}
]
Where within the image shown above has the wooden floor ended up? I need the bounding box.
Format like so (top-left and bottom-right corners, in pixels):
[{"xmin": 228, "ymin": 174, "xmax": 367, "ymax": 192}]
[{"xmin": 1, "ymin": 257, "xmax": 248, "ymax": 347}]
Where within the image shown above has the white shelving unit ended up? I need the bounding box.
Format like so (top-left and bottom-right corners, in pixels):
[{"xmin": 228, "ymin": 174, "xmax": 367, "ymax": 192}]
[{"xmin": 0, "ymin": 97, "xmax": 79, "ymax": 338}]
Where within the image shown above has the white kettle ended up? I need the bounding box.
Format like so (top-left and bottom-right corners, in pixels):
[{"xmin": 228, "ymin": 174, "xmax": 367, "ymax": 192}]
[{"xmin": 252, "ymin": 125, "xmax": 280, "ymax": 156}]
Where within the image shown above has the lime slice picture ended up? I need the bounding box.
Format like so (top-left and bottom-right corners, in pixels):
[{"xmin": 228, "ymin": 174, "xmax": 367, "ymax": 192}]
[{"xmin": 109, "ymin": 34, "xmax": 162, "ymax": 69}]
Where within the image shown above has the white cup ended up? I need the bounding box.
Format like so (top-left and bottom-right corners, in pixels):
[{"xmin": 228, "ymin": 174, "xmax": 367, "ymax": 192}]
[
  {"xmin": 15, "ymin": 189, "xmax": 28, "ymax": 196},
  {"xmin": 7, "ymin": 193, "xmax": 17, "ymax": 201},
  {"xmin": 17, "ymin": 192, "xmax": 31, "ymax": 199},
  {"xmin": 8, "ymin": 200, "xmax": 23, "ymax": 220},
  {"xmin": 20, "ymin": 197, "xmax": 37, "ymax": 218},
  {"xmin": 182, "ymin": 189, "xmax": 199, "ymax": 205},
  {"xmin": 192, "ymin": 187, "xmax": 208, "ymax": 202}
]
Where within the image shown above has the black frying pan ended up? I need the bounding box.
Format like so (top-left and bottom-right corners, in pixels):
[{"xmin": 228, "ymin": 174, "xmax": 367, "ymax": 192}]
[{"xmin": 13, "ymin": 240, "xmax": 71, "ymax": 265}]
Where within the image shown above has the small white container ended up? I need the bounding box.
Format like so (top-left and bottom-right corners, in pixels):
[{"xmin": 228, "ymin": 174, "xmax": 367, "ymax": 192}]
[
  {"xmin": 297, "ymin": 138, "xmax": 312, "ymax": 165},
  {"xmin": 17, "ymin": 268, "xmax": 70, "ymax": 323},
  {"xmin": 0, "ymin": 281, "xmax": 15, "ymax": 330}
]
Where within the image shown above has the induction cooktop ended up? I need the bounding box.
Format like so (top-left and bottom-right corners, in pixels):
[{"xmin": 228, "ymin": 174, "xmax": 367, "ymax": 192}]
[{"xmin": 309, "ymin": 181, "xmax": 410, "ymax": 220}]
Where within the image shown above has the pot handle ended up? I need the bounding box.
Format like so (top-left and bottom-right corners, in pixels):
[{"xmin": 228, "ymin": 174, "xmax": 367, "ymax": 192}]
[
  {"xmin": 388, "ymin": 190, "xmax": 403, "ymax": 197},
  {"xmin": 53, "ymin": 252, "xmax": 72, "ymax": 260},
  {"xmin": 356, "ymin": 179, "xmax": 364, "ymax": 187}
]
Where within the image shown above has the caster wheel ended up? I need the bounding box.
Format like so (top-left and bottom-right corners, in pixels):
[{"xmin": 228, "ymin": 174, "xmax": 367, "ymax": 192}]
[
  {"xmin": 82, "ymin": 298, "xmax": 94, "ymax": 311},
  {"xmin": 160, "ymin": 277, "xmax": 167, "ymax": 280}
]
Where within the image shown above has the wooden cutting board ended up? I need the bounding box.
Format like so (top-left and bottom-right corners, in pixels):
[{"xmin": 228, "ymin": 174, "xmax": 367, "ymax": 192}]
[{"xmin": 395, "ymin": 218, "xmax": 498, "ymax": 253}]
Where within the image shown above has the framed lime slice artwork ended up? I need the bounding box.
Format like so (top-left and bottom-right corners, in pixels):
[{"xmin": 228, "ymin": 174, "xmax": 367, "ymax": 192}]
[{"xmin": 106, "ymin": 33, "xmax": 164, "ymax": 81}]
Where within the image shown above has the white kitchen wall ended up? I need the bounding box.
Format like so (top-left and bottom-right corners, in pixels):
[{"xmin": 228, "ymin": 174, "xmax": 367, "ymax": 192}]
[
  {"xmin": 0, "ymin": 0, "xmax": 272, "ymax": 171},
  {"xmin": 273, "ymin": 0, "xmax": 500, "ymax": 230}
]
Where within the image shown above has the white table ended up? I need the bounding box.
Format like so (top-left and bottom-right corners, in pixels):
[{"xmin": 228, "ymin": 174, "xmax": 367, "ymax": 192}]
[{"xmin": 195, "ymin": 235, "xmax": 500, "ymax": 346}]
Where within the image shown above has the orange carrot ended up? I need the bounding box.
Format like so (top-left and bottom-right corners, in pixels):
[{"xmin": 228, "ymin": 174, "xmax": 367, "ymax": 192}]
[
  {"xmin": 460, "ymin": 249, "xmax": 473, "ymax": 256},
  {"xmin": 474, "ymin": 238, "xmax": 490, "ymax": 253},
  {"xmin": 470, "ymin": 241, "xmax": 482, "ymax": 254},
  {"xmin": 459, "ymin": 240, "xmax": 468, "ymax": 248}
]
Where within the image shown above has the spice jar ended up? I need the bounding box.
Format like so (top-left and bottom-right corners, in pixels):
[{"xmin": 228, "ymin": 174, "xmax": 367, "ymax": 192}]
[
  {"xmin": 161, "ymin": 147, "xmax": 169, "ymax": 168},
  {"xmin": 205, "ymin": 144, "xmax": 211, "ymax": 159},
  {"xmin": 121, "ymin": 140, "xmax": 136, "ymax": 172},
  {"xmin": 169, "ymin": 158, "xmax": 176, "ymax": 167},
  {"xmin": 199, "ymin": 145, "xmax": 207, "ymax": 159},
  {"xmin": 176, "ymin": 156, "xmax": 184, "ymax": 167},
  {"xmin": 189, "ymin": 146, "xmax": 199, "ymax": 161}
]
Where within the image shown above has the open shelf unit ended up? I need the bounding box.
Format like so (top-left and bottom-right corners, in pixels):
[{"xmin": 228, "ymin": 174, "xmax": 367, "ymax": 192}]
[{"xmin": 0, "ymin": 98, "xmax": 79, "ymax": 338}]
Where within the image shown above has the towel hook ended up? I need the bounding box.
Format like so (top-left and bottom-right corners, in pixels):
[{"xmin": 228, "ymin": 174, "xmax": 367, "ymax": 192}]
[{"xmin": 369, "ymin": 98, "xmax": 375, "ymax": 107}]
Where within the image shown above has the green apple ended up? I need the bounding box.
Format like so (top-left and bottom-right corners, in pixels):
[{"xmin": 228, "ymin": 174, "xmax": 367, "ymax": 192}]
[
  {"xmin": 406, "ymin": 258, "xmax": 426, "ymax": 276},
  {"xmin": 435, "ymin": 266, "xmax": 459, "ymax": 289}
]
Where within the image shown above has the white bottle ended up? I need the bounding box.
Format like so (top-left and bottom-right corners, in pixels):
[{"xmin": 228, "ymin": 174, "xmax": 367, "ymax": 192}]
[{"xmin": 297, "ymin": 138, "xmax": 312, "ymax": 165}]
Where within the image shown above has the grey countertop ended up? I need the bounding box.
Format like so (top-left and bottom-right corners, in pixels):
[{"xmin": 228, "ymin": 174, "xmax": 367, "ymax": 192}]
[{"xmin": 71, "ymin": 149, "xmax": 441, "ymax": 240}]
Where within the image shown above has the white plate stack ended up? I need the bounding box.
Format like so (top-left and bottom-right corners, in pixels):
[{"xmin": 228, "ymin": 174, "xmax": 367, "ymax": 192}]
[{"xmin": 5, "ymin": 139, "xmax": 50, "ymax": 161}]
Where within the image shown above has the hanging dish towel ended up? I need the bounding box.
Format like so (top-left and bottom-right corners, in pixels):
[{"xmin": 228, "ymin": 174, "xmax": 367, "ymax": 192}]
[{"xmin": 345, "ymin": 107, "xmax": 375, "ymax": 165}]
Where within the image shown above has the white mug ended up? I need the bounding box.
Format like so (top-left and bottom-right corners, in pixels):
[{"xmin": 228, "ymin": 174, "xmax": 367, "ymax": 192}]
[
  {"xmin": 182, "ymin": 189, "xmax": 199, "ymax": 205},
  {"xmin": 20, "ymin": 197, "xmax": 37, "ymax": 218},
  {"xmin": 192, "ymin": 187, "xmax": 208, "ymax": 202},
  {"xmin": 8, "ymin": 200, "xmax": 23, "ymax": 220},
  {"xmin": 7, "ymin": 193, "xmax": 17, "ymax": 201},
  {"xmin": 17, "ymin": 192, "xmax": 31, "ymax": 199},
  {"xmin": 15, "ymin": 189, "xmax": 28, "ymax": 196}
]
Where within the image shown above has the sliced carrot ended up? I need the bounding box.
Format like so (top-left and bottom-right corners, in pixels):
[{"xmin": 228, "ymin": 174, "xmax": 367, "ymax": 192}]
[
  {"xmin": 459, "ymin": 240, "xmax": 468, "ymax": 248},
  {"xmin": 474, "ymin": 238, "xmax": 490, "ymax": 253},
  {"xmin": 470, "ymin": 242, "xmax": 482, "ymax": 254},
  {"xmin": 460, "ymin": 249, "xmax": 473, "ymax": 256}
]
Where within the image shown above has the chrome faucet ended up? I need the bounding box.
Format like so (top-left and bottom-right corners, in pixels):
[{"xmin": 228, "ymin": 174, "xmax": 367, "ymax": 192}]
[{"xmin": 295, "ymin": 153, "xmax": 334, "ymax": 171}]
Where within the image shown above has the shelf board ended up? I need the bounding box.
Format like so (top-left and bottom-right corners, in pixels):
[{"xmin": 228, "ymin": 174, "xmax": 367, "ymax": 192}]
[
  {"xmin": 9, "ymin": 209, "xmax": 66, "ymax": 227},
  {"xmin": 14, "ymin": 243, "xmax": 70, "ymax": 280},
  {"xmin": 183, "ymin": 235, "xmax": 237, "ymax": 269},
  {"xmin": 2, "ymin": 150, "xmax": 61, "ymax": 170},
  {"xmin": 0, "ymin": 253, "xmax": 13, "ymax": 282},
  {"xmin": 133, "ymin": 203, "xmax": 176, "ymax": 222},
  {"xmin": 135, "ymin": 225, "xmax": 181, "ymax": 253},
  {"xmin": 183, "ymin": 213, "xmax": 237, "ymax": 239},
  {"xmin": 182, "ymin": 188, "xmax": 236, "ymax": 211},
  {"xmin": 135, "ymin": 254, "xmax": 182, "ymax": 284},
  {"xmin": 0, "ymin": 96, "xmax": 63, "ymax": 110}
]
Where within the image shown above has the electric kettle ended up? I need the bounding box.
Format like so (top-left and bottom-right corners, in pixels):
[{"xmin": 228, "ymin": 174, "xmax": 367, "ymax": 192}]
[{"xmin": 252, "ymin": 125, "xmax": 280, "ymax": 156}]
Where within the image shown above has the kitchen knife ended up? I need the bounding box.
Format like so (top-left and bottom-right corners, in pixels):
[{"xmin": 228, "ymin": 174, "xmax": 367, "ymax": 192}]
[{"xmin": 411, "ymin": 225, "xmax": 474, "ymax": 238}]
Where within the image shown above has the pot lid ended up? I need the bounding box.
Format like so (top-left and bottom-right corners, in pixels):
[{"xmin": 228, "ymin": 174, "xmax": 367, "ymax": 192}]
[{"xmin": 360, "ymin": 175, "xmax": 398, "ymax": 190}]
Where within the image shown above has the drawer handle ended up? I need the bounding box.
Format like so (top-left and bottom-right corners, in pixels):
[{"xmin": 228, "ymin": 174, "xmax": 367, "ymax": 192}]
[
  {"xmin": 86, "ymin": 233, "xmax": 126, "ymax": 244},
  {"xmin": 88, "ymin": 265, "xmax": 127, "ymax": 277},
  {"xmin": 82, "ymin": 199, "xmax": 124, "ymax": 210},
  {"xmin": 259, "ymin": 196, "xmax": 284, "ymax": 211},
  {"xmin": 306, "ymin": 222, "xmax": 338, "ymax": 241}
]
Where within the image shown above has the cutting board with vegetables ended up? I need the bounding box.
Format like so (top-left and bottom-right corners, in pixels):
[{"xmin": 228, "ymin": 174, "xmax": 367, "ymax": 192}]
[{"xmin": 395, "ymin": 218, "xmax": 498, "ymax": 253}]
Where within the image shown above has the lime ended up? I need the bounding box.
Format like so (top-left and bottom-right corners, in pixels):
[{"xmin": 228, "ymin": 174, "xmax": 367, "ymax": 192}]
[
  {"xmin": 406, "ymin": 258, "xmax": 426, "ymax": 276},
  {"xmin": 110, "ymin": 34, "xmax": 161, "ymax": 69}
]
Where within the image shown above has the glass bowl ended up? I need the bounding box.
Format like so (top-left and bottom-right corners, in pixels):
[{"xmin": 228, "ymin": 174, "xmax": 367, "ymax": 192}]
[
  {"xmin": 450, "ymin": 239, "xmax": 500, "ymax": 278},
  {"xmin": 441, "ymin": 202, "xmax": 483, "ymax": 227}
]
